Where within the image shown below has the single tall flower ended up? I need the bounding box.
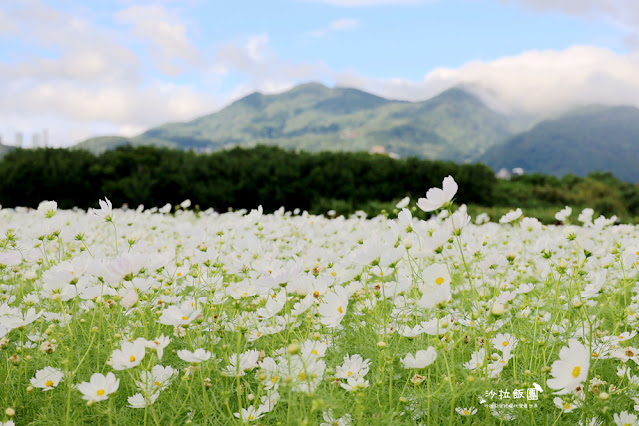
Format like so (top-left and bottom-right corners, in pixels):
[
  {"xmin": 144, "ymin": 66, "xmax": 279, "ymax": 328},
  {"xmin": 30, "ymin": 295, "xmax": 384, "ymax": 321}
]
[
  {"xmin": 417, "ymin": 176, "xmax": 458, "ymax": 212},
  {"xmin": 547, "ymin": 339, "xmax": 589, "ymax": 395}
]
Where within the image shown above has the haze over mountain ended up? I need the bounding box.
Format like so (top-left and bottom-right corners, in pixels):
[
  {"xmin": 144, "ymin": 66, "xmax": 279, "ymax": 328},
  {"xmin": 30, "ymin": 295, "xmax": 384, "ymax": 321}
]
[
  {"xmin": 77, "ymin": 83, "xmax": 525, "ymax": 163},
  {"xmin": 479, "ymin": 105, "xmax": 639, "ymax": 182}
]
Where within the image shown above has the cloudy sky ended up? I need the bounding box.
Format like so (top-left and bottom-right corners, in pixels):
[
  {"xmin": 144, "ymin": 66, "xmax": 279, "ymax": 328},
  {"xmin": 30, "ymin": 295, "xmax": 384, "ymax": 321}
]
[{"xmin": 2, "ymin": 0, "xmax": 639, "ymax": 147}]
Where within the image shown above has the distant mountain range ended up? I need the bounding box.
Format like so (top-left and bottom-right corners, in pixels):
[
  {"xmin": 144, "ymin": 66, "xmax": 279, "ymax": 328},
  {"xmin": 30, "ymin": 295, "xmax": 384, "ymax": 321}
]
[
  {"xmin": 76, "ymin": 83, "xmax": 527, "ymax": 163},
  {"xmin": 68, "ymin": 82, "xmax": 639, "ymax": 182}
]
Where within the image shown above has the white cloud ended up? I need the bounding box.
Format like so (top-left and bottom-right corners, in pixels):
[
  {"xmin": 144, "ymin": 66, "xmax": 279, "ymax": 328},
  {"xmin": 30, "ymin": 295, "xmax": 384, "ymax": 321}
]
[
  {"xmin": 309, "ymin": 18, "xmax": 359, "ymax": 37},
  {"xmin": 215, "ymin": 33, "xmax": 331, "ymax": 92},
  {"xmin": 336, "ymin": 45, "xmax": 639, "ymax": 116},
  {"xmin": 114, "ymin": 5, "xmax": 202, "ymax": 75}
]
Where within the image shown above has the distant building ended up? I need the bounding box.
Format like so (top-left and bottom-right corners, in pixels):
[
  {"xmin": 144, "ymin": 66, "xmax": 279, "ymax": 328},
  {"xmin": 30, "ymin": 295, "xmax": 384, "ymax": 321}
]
[
  {"xmin": 32, "ymin": 133, "xmax": 40, "ymax": 148},
  {"xmin": 496, "ymin": 167, "xmax": 525, "ymax": 180},
  {"xmin": 368, "ymin": 145, "xmax": 400, "ymax": 159},
  {"xmin": 496, "ymin": 168, "xmax": 511, "ymax": 179},
  {"xmin": 15, "ymin": 132, "xmax": 23, "ymax": 147},
  {"xmin": 43, "ymin": 129, "xmax": 49, "ymax": 147}
]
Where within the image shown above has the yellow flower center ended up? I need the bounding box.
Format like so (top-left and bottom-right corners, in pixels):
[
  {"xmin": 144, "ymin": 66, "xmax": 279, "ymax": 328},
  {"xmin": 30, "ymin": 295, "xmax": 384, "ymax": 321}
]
[
  {"xmin": 463, "ymin": 410, "xmax": 470, "ymax": 415},
  {"xmin": 338, "ymin": 306, "xmax": 343, "ymax": 314},
  {"xmin": 502, "ymin": 341, "xmax": 509, "ymax": 347},
  {"xmin": 592, "ymin": 352, "xmax": 598, "ymax": 358},
  {"xmin": 271, "ymin": 376, "xmax": 279, "ymax": 384},
  {"xmin": 181, "ymin": 316, "xmax": 188, "ymax": 321},
  {"xmin": 572, "ymin": 366, "xmax": 580, "ymax": 378},
  {"xmin": 96, "ymin": 389, "xmax": 105, "ymax": 396},
  {"xmin": 435, "ymin": 277, "xmax": 444, "ymax": 285},
  {"xmin": 154, "ymin": 381, "xmax": 161, "ymax": 387},
  {"xmin": 313, "ymin": 291, "xmax": 319, "ymax": 298},
  {"xmin": 331, "ymin": 272, "xmax": 336, "ymax": 277},
  {"xmin": 347, "ymin": 371, "xmax": 353, "ymax": 377},
  {"xmin": 130, "ymin": 355, "xmax": 136, "ymax": 362},
  {"xmin": 312, "ymin": 350, "xmax": 318, "ymax": 355},
  {"xmin": 563, "ymin": 403, "xmax": 570, "ymax": 410},
  {"xmin": 45, "ymin": 380, "xmax": 54, "ymax": 387},
  {"xmin": 298, "ymin": 372, "xmax": 306, "ymax": 381}
]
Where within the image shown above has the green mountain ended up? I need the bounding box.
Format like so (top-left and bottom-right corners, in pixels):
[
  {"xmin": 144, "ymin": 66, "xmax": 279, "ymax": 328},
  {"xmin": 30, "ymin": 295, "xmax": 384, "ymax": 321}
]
[
  {"xmin": 76, "ymin": 82, "xmax": 521, "ymax": 162},
  {"xmin": 479, "ymin": 105, "xmax": 639, "ymax": 182}
]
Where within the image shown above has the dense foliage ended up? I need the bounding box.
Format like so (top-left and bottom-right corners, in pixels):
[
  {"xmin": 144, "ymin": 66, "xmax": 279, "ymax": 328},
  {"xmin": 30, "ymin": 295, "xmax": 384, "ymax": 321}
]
[
  {"xmin": 1, "ymin": 146, "xmax": 639, "ymax": 222},
  {"xmin": 0, "ymin": 146, "xmax": 495, "ymax": 212}
]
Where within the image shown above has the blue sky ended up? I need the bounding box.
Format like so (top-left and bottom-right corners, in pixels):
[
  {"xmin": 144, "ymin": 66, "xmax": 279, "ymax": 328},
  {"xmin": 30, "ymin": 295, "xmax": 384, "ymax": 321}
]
[{"xmin": 1, "ymin": 0, "xmax": 639, "ymax": 146}]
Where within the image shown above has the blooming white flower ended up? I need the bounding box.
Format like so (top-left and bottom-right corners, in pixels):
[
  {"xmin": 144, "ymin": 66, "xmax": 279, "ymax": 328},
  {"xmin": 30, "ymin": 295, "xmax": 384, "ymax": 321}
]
[
  {"xmin": 177, "ymin": 348, "xmax": 212, "ymax": 363},
  {"xmin": 499, "ymin": 208, "xmax": 522, "ymax": 224},
  {"xmin": 91, "ymin": 197, "xmax": 114, "ymax": 221},
  {"xmin": 553, "ymin": 397, "xmax": 581, "ymax": 413},
  {"xmin": 395, "ymin": 196, "xmax": 410, "ymax": 209},
  {"xmin": 455, "ymin": 407, "xmax": 477, "ymax": 416},
  {"xmin": 318, "ymin": 288, "xmax": 348, "ymax": 328},
  {"xmin": 127, "ymin": 392, "xmax": 159, "ymax": 408},
  {"xmin": 223, "ymin": 350, "xmax": 260, "ymax": 377},
  {"xmin": 30, "ymin": 366, "xmax": 64, "ymax": 391},
  {"xmin": 614, "ymin": 410, "xmax": 639, "ymax": 426},
  {"xmin": 76, "ymin": 372, "xmax": 119, "ymax": 402},
  {"xmin": 401, "ymin": 347, "xmax": 437, "ymax": 369},
  {"xmin": 37, "ymin": 201, "xmax": 57, "ymax": 218},
  {"xmin": 234, "ymin": 405, "xmax": 265, "ymax": 422},
  {"xmin": 321, "ymin": 408, "xmax": 352, "ymax": 426},
  {"xmin": 110, "ymin": 339, "xmax": 146, "ymax": 370},
  {"xmin": 417, "ymin": 176, "xmax": 458, "ymax": 212},
  {"xmin": 547, "ymin": 339, "xmax": 589, "ymax": 395},
  {"xmin": 144, "ymin": 335, "xmax": 171, "ymax": 360}
]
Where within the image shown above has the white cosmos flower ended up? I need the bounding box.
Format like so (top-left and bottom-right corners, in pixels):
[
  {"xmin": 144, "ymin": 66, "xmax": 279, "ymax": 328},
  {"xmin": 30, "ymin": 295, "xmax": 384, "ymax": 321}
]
[
  {"xmin": 91, "ymin": 197, "xmax": 114, "ymax": 221},
  {"xmin": 110, "ymin": 339, "xmax": 146, "ymax": 370},
  {"xmin": 547, "ymin": 339, "xmax": 589, "ymax": 395},
  {"xmin": 76, "ymin": 372, "xmax": 119, "ymax": 402},
  {"xmin": 401, "ymin": 347, "xmax": 437, "ymax": 369},
  {"xmin": 144, "ymin": 335, "xmax": 171, "ymax": 360},
  {"xmin": 127, "ymin": 392, "xmax": 159, "ymax": 408},
  {"xmin": 417, "ymin": 175, "xmax": 458, "ymax": 212},
  {"xmin": 30, "ymin": 366, "xmax": 64, "ymax": 390},
  {"xmin": 177, "ymin": 348, "xmax": 212, "ymax": 363}
]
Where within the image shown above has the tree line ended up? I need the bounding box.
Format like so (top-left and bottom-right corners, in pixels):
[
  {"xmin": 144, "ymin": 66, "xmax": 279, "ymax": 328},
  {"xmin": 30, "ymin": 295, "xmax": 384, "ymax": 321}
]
[{"xmin": 0, "ymin": 145, "xmax": 637, "ymax": 221}]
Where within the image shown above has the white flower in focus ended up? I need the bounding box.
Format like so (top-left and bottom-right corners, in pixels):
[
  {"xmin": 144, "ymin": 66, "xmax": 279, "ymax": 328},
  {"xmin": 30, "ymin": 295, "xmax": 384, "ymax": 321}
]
[
  {"xmin": 555, "ymin": 206, "xmax": 572, "ymax": 222},
  {"xmin": 401, "ymin": 347, "xmax": 437, "ymax": 369},
  {"xmin": 417, "ymin": 176, "xmax": 458, "ymax": 212},
  {"xmin": 110, "ymin": 339, "xmax": 146, "ymax": 370},
  {"xmin": 30, "ymin": 366, "xmax": 64, "ymax": 390},
  {"xmin": 547, "ymin": 339, "xmax": 589, "ymax": 395},
  {"xmin": 177, "ymin": 348, "xmax": 212, "ymax": 363},
  {"xmin": 223, "ymin": 350, "xmax": 260, "ymax": 377},
  {"xmin": 144, "ymin": 335, "xmax": 171, "ymax": 360},
  {"xmin": 37, "ymin": 201, "xmax": 57, "ymax": 218},
  {"xmin": 553, "ymin": 397, "xmax": 581, "ymax": 413},
  {"xmin": 91, "ymin": 197, "xmax": 114, "ymax": 222},
  {"xmin": 499, "ymin": 208, "xmax": 522, "ymax": 224},
  {"xmin": 318, "ymin": 288, "xmax": 348, "ymax": 328},
  {"xmin": 455, "ymin": 407, "xmax": 477, "ymax": 416},
  {"xmin": 76, "ymin": 372, "xmax": 119, "ymax": 402},
  {"xmin": 614, "ymin": 411, "xmax": 639, "ymax": 426},
  {"xmin": 127, "ymin": 392, "xmax": 159, "ymax": 408},
  {"xmin": 234, "ymin": 405, "xmax": 265, "ymax": 422},
  {"xmin": 395, "ymin": 196, "xmax": 410, "ymax": 209}
]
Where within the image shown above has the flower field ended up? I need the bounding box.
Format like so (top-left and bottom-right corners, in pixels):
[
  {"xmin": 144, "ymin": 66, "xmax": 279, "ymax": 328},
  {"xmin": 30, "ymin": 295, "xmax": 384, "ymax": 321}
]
[{"xmin": 1, "ymin": 177, "xmax": 639, "ymax": 425}]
